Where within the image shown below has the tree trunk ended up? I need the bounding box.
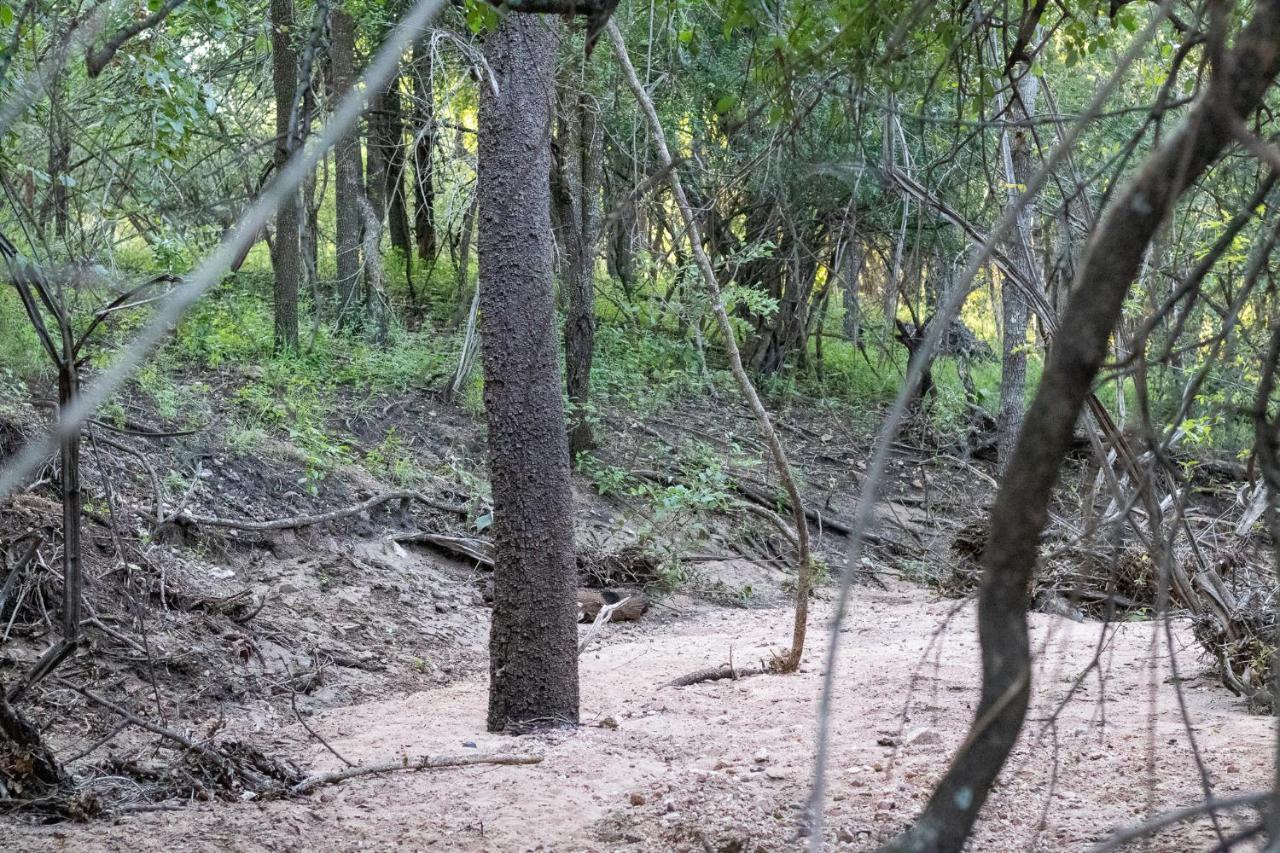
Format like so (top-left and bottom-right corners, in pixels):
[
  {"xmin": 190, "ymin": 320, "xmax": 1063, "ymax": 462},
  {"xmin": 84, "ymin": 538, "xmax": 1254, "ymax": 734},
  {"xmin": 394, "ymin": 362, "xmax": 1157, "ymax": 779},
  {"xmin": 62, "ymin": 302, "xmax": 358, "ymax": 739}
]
[
  {"xmin": 840, "ymin": 237, "xmax": 863, "ymax": 345},
  {"xmin": 886, "ymin": 7, "xmax": 1280, "ymax": 849},
  {"xmin": 478, "ymin": 14, "xmax": 578, "ymax": 733},
  {"xmin": 367, "ymin": 68, "xmax": 410, "ymax": 258},
  {"xmin": 269, "ymin": 0, "xmax": 300, "ymax": 351},
  {"xmin": 555, "ymin": 68, "xmax": 603, "ymax": 457},
  {"xmin": 331, "ymin": 8, "xmax": 363, "ymax": 330},
  {"xmin": 996, "ymin": 63, "xmax": 1041, "ymax": 469},
  {"xmin": 411, "ymin": 34, "xmax": 437, "ymax": 261}
]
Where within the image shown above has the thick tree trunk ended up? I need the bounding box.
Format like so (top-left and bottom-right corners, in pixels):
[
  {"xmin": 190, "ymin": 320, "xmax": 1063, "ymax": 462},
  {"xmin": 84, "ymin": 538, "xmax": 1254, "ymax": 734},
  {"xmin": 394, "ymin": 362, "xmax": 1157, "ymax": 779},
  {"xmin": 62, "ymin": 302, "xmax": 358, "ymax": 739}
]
[
  {"xmin": 269, "ymin": 0, "xmax": 300, "ymax": 351},
  {"xmin": 478, "ymin": 14, "xmax": 579, "ymax": 733},
  {"xmin": 886, "ymin": 7, "xmax": 1280, "ymax": 850},
  {"xmin": 555, "ymin": 70, "xmax": 603, "ymax": 457},
  {"xmin": 411, "ymin": 35, "xmax": 437, "ymax": 261},
  {"xmin": 996, "ymin": 68, "xmax": 1041, "ymax": 469},
  {"xmin": 331, "ymin": 8, "xmax": 363, "ymax": 329}
]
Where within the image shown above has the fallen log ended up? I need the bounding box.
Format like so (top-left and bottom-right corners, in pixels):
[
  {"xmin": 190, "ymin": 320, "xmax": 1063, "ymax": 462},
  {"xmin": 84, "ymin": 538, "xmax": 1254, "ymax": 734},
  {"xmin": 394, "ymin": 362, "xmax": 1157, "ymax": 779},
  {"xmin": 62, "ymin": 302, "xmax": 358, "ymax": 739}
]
[{"xmin": 392, "ymin": 531, "xmax": 494, "ymax": 566}]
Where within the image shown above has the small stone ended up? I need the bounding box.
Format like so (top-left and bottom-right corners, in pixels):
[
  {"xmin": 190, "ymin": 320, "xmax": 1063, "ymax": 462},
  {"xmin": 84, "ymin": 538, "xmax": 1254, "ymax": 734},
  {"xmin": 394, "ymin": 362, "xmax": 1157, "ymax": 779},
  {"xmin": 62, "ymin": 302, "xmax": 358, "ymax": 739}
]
[
  {"xmin": 754, "ymin": 749, "xmax": 770, "ymax": 763},
  {"xmin": 628, "ymin": 792, "xmax": 646, "ymax": 806},
  {"xmin": 875, "ymin": 798, "xmax": 895, "ymax": 811},
  {"xmin": 713, "ymin": 759, "xmax": 730, "ymax": 771},
  {"xmin": 765, "ymin": 767, "xmax": 786, "ymax": 780},
  {"xmin": 837, "ymin": 827, "xmax": 856, "ymax": 843},
  {"xmin": 1226, "ymin": 764, "xmax": 1240, "ymax": 774},
  {"xmin": 905, "ymin": 727, "xmax": 940, "ymax": 747}
]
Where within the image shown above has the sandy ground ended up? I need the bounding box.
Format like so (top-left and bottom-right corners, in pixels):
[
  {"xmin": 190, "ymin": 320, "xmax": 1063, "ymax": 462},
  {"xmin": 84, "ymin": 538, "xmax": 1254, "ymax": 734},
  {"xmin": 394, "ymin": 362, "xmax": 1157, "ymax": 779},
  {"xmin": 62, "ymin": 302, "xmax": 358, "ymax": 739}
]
[{"xmin": 2, "ymin": 582, "xmax": 1273, "ymax": 852}]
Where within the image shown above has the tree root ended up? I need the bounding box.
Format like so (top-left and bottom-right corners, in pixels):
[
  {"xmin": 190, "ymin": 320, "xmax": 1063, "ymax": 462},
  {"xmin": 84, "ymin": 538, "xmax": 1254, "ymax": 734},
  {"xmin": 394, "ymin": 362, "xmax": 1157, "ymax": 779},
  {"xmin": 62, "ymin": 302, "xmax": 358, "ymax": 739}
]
[{"xmin": 289, "ymin": 751, "xmax": 543, "ymax": 796}]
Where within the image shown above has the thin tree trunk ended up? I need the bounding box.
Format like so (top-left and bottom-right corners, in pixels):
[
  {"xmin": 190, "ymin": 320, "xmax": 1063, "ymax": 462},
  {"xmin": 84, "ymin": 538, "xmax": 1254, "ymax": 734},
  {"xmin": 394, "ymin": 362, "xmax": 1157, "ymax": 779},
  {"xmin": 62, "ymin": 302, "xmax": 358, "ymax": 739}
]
[
  {"xmin": 479, "ymin": 14, "xmax": 578, "ymax": 733},
  {"xmin": 607, "ymin": 21, "xmax": 813, "ymax": 672},
  {"xmin": 996, "ymin": 50, "xmax": 1042, "ymax": 469},
  {"xmin": 411, "ymin": 34, "xmax": 437, "ymax": 261},
  {"xmin": 382, "ymin": 77, "xmax": 410, "ymax": 258},
  {"xmin": 556, "ymin": 68, "xmax": 603, "ymax": 457},
  {"xmin": 331, "ymin": 8, "xmax": 363, "ymax": 330},
  {"xmin": 269, "ymin": 0, "xmax": 300, "ymax": 351},
  {"xmin": 886, "ymin": 7, "xmax": 1280, "ymax": 849}
]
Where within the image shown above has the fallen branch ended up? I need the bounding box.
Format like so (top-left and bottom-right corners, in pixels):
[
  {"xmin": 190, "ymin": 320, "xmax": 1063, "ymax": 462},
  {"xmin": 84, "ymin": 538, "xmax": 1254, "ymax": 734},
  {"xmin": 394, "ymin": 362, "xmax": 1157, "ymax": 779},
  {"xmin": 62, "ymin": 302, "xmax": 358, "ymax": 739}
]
[
  {"xmin": 178, "ymin": 490, "xmax": 468, "ymax": 532},
  {"xmin": 290, "ymin": 751, "xmax": 543, "ymax": 796},
  {"xmin": 578, "ymin": 596, "xmax": 630, "ymax": 653},
  {"xmin": 666, "ymin": 662, "xmax": 767, "ymax": 688},
  {"xmin": 392, "ymin": 531, "xmax": 494, "ymax": 565}
]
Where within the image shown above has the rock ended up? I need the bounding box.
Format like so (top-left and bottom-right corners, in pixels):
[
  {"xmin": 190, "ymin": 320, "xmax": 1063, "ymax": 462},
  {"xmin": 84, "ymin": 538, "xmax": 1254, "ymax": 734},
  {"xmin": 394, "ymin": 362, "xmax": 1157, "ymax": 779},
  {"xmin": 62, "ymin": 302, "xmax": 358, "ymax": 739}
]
[
  {"xmin": 904, "ymin": 727, "xmax": 940, "ymax": 747},
  {"xmin": 753, "ymin": 748, "xmax": 770, "ymax": 763},
  {"xmin": 765, "ymin": 767, "xmax": 786, "ymax": 780},
  {"xmin": 628, "ymin": 792, "xmax": 646, "ymax": 806},
  {"xmin": 836, "ymin": 827, "xmax": 856, "ymax": 843}
]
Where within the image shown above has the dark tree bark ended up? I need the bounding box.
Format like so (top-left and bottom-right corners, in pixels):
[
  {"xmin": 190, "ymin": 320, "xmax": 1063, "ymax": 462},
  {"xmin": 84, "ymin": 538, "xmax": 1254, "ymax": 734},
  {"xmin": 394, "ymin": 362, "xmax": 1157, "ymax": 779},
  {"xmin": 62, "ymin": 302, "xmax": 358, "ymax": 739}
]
[
  {"xmin": 366, "ymin": 69, "xmax": 409, "ymax": 256},
  {"xmin": 382, "ymin": 78, "xmax": 411, "ymax": 257},
  {"xmin": 885, "ymin": 7, "xmax": 1280, "ymax": 850},
  {"xmin": 411, "ymin": 35, "xmax": 437, "ymax": 261},
  {"xmin": 330, "ymin": 8, "xmax": 363, "ymax": 329},
  {"xmin": 269, "ymin": 0, "xmax": 300, "ymax": 351},
  {"xmin": 478, "ymin": 14, "xmax": 579, "ymax": 732},
  {"xmin": 554, "ymin": 68, "xmax": 603, "ymax": 457}
]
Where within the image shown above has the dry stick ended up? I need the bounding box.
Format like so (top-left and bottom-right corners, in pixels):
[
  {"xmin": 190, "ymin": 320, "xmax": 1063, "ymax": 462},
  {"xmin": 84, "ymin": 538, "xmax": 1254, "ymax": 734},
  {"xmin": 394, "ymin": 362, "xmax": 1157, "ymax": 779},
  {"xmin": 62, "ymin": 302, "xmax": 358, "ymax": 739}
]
[
  {"xmin": 577, "ymin": 596, "xmax": 629, "ymax": 653},
  {"xmin": 0, "ymin": 0, "xmax": 451, "ymax": 500},
  {"xmin": 179, "ymin": 489, "xmax": 467, "ymax": 532},
  {"xmin": 289, "ymin": 751, "xmax": 543, "ymax": 796},
  {"xmin": 1088, "ymin": 791, "xmax": 1272, "ymax": 853},
  {"xmin": 804, "ymin": 5, "xmax": 1178, "ymax": 848},
  {"xmin": 606, "ymin": 21, "xmax": 811, "ymax": 673},
  {"xmin": 666, "ymin": 662, "xmax": 767, "ymax": 688}
]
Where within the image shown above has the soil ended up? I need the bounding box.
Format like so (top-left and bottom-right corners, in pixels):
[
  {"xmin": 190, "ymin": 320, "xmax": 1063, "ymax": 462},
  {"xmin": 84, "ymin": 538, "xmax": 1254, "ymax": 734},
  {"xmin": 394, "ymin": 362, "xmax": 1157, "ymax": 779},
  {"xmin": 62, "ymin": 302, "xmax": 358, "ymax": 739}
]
[
  {"xmin": 0, "ymin": 385, "xmax": 1274, "ymax": 851},
  {"xmin": 1, "ymin": 579, "xmax": 1272, "ymax": 852}
]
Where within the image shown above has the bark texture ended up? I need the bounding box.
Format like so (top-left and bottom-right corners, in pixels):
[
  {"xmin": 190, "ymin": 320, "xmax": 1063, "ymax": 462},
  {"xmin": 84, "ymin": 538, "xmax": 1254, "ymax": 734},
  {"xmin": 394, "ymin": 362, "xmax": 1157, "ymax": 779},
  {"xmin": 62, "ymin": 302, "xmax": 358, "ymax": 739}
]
[
  {"xmin": 554, "ymin": 70, "xmax": 603, "ymax": 457},
  {"xmin": 885, "ymin": 8, "xmax": 1280, "ymax": 851},
  {"xmin": 330, "ymin": 8, "xmax": 363, "ymax": 329},
  {"xmin": 411, "ymin": 35, "xmax": 437, "ymax": 261},
  {"xmin": 478, "ymin": 15, "xmax": 579, "ymax": 732},
  {"xmin": 269, "ymin": 0, "xmax": 300, "ymax": 351}
]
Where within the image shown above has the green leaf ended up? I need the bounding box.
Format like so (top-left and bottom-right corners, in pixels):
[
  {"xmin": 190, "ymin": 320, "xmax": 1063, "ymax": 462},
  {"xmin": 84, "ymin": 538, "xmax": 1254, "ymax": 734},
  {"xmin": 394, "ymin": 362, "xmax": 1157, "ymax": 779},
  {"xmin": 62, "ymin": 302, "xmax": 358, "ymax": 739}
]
[
  {"xmin": 0, "ymin": 5, "xmax": 13, "ymax": 27},
  {"xmin": 714, "ymin": 93, "xmax": 738, "ymax": 115}
]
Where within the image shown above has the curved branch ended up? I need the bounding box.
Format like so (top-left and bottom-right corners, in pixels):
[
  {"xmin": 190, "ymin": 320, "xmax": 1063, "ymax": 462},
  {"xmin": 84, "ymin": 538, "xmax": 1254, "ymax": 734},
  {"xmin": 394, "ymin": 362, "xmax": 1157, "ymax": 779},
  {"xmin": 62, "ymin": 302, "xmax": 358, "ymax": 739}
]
[{"xmin": 86, "ymin": 0, "xmax": 188, "ymax": 78}]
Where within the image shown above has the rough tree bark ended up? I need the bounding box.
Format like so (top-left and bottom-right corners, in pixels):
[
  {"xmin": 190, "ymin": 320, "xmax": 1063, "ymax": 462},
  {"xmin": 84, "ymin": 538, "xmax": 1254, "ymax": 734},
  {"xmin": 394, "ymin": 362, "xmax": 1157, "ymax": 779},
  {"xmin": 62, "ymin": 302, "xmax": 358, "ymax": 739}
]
[
  {"xmin": 885, "ymin": 7, "xmax": 1280, "ymax": 850},
  {"xmin": 330, "ymin": 8, "xmax": 363, "ymax": 330},
  {"xmin": 479, "ymin": 14, "xmax": 579, "ymax": 732},
  {"xmin": 554, "ymin": 67, "xmax": 603, "ymax": 457},
  {"xmin": 269, "ymin": 0, "xmax": 300, "ymax": 351},
  {"xmin": 411, "ymin": 34, "xmax": 437, "ymax": 261}
]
